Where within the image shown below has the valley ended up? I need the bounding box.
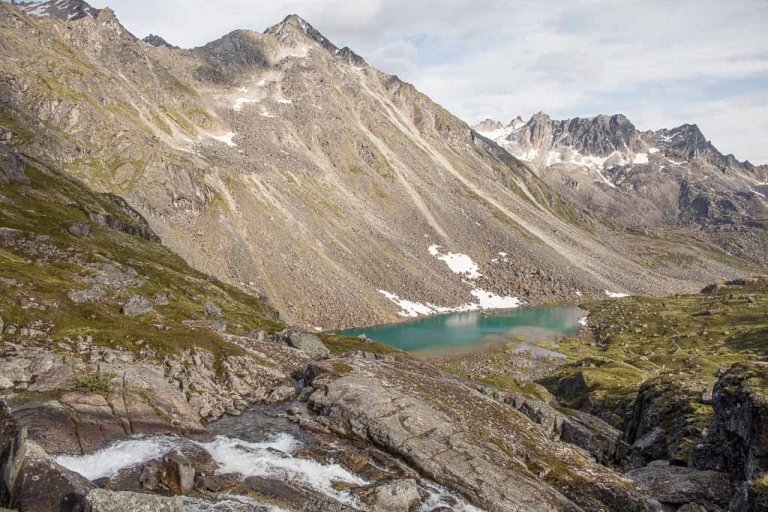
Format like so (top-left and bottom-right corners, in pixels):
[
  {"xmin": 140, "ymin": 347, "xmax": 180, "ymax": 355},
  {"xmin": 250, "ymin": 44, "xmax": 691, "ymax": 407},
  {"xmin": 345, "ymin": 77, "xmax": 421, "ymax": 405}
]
[{"xmin": 0, "ymin": 1, "xmax": 766, "ymax": 511}]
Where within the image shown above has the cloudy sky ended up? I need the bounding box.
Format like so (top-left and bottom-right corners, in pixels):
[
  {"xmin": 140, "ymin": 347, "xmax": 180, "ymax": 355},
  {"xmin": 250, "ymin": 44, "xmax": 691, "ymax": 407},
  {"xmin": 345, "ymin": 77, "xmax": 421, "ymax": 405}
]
[{"xmin": 84, "ymin": 0, "xmax": 768, "ymax": 163}]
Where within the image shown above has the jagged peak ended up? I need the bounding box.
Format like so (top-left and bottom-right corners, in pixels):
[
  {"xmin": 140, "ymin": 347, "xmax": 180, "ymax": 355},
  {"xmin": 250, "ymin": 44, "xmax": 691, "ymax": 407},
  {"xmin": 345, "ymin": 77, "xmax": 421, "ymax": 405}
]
[
  {"xmin": 264, "ymin": 14, "xmax": 337, "ymax": 53},
  {"xmin": 18, "ymin": 0, "xmax": 100, "ymax": 21},
  {"xmin": 143, "ymin": 33, "xmax": 178, "ymax": 49}
]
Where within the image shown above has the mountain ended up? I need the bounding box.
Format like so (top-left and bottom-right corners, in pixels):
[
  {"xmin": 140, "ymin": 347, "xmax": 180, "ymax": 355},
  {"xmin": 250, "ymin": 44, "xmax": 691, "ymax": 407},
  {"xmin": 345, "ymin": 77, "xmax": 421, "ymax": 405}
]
[
  {"xmin": 0, "ymin": 3, "xmax": 764, "ymax": 331},
  {"xmin": 142, "ymin": 33, "xmax": 178, "ymax": 49},
  {"xmin": 474, "ymin": 113, "xmax": 768, "ymax": 262},
  {"xmin": 17, "ymin": 0, "xmax": 99, "ymax": 20}
]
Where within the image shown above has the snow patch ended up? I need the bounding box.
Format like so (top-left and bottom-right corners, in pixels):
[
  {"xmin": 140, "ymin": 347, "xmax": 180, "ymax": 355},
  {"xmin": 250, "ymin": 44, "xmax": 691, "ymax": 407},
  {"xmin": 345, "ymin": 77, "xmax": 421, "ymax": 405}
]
[
  {"xmin": 470, "ymin": 289, "xmax": 520, "ymax": 309},
  {"xmin": 233, "ymin": 97, "xmax": 260, "ymax": 111},
  {"xmin": 633, "ymin": 153, "xmax": 649, "ymax": 164},
  {"xmin": 648, "ymin": 147, "xmax": 660, "ymax": 154},
  {"xmin": 208, "ymin": 132, "xmax": 237, "ymax": 147},
  {"xmin": 428, "ymin": 245, "xmax": 481, "ymax": 279},
  {"xmin": 578, "ymin": 316, "xmax": 588, "ymax": 327},
  {"xmin": 605, "ymin": 290, "xmax": 630, "ymax": 298},
  {"xmin": 378, "ymin": 290, "xmax": 436, "ymax": 318}
]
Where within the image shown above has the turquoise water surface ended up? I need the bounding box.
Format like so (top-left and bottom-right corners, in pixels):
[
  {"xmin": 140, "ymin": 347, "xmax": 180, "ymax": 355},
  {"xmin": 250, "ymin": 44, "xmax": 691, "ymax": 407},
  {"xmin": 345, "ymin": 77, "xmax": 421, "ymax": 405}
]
[{"xmin": 338, "ymin": 306, "xmax": 585, "ymax": 354}]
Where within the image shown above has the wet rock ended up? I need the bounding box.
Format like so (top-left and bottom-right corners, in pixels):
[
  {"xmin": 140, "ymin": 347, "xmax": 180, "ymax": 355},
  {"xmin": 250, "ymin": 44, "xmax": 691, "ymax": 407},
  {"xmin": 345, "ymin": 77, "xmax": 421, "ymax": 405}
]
[
  {"xmin": 278, "ymin": 329, "xmax": 330, "ymax": 359},
  {"xmin": 204, "ymin": 300, "xmax": 222, "ymax": 317},
  {"xmin": 121, "ymin": 295, "xmax": 153, "ymax": 317},
  {"xmin": 84, "ymin": 489, "xmax": 183, "ymax": 512},
  {"xmin": 1, "ymin": 402, "xmax": 94, "ymax": 512},
  {"xmin": 0, "ymin": 315, "xmax": 4, "ymax": 335},
  {"xmin": 196, "ymin": 473, "xmax": 240, "ymax": 493},
  {"xmin": 626, "ymin": 464, "xmax": 732, "ymax": 509},
  {"xmin": 68, "ymin": 223, "xmax": 92, "ymax": 237},
  {"xmin": 160, "ymin": 449, "xmax": 195, "ymax": 495},
  {"xmin": 365, "ymin": 479, "xmax": 421, "ymax": 512}
]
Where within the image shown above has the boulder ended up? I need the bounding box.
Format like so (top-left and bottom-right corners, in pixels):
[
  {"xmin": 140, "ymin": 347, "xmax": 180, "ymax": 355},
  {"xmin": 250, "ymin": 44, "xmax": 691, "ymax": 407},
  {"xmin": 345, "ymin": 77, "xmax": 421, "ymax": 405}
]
[
  {"xmin": 204, "ymin": 300, "xmax": 222, "ymax": 317},
  {"xmin": 1, "ymin": 402, "xmax": 94, "ymax": 512},
  {"xmin": 365, "ymin": 479, "xmax": 422, "ymax": 512},
  {"xmin": 159, "ymin": 449, "xmax": 195, "ymax": 495},
  {"xmin": 626, "ymin": 463, "xmax": 732, "ymax": 509},
  {"xmin": 84, "ymin": 489, "xmax": 182, "ymax": 512},
  {"xmin": 68, "ymin": 223, "xmax": 92, "ymax": 237},
  {"xmin": 121, "ymin": 295, "xmax": 153, "ymax": 317},
  {"xmin": 279, "ymin": 329, "xmax": 330, "ymax": 359}
]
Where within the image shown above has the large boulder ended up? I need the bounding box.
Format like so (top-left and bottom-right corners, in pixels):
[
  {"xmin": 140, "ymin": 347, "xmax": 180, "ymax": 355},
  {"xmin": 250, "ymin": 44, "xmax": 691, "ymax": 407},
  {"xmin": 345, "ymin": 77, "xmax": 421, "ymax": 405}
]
[
  {"xmin": 626, "ymin": 463, "xmax": 732, "ymax": 510},
  {"xmin": 1, "ymin": 401, "xmax": 94, "ymax": 512},
  {"xmin": 278, "ymin": 328, "xmax": 330, "ymax": 359},
  {"xmin": 84, "ymin": 489, "xmax": 182, "ymax": 512},
  {"xmin": 363, "ymin": 479, "xmax": 422, "ymax": 512}
]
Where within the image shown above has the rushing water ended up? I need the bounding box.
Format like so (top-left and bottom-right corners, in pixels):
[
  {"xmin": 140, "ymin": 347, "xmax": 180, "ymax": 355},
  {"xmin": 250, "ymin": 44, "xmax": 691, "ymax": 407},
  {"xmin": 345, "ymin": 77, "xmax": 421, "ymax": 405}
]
[{"xmin": 338, "ymin": 306, "xmax": 585, "ymax": 354}]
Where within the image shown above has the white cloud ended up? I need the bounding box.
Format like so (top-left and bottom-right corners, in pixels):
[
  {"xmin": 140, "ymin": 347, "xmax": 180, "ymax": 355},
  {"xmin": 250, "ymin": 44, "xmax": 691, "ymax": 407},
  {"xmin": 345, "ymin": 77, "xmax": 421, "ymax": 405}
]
[{"xmin": 83, "ymin": 0, "xmax": 768, "ymax": 163}]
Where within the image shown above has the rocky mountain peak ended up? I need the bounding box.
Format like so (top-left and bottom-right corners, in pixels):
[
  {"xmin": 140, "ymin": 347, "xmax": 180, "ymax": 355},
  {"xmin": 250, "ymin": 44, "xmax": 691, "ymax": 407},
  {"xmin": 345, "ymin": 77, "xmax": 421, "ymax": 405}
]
[
  {"xmin": 474, "ymin": 119, "xmax": 505, "ymax": 132},
  {"xmin": 264, "ymin": 13, "xmax": 338, "ymax": 54},
  {"xmin": 18, "ymin": 0, "xmax": 99, "ymax": 21},
  {"xmin": 142, "ymin": 33, "xmax": 178, "ymax": 49}
]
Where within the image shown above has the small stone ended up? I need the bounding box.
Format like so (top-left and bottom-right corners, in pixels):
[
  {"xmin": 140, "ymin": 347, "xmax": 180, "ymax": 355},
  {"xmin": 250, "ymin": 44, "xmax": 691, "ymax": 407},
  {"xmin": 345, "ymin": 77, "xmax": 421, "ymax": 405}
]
[
  {"xmin": 204, "ymin": 300, "xmax": 222, "ymax": 317},
  {"xmin": 153, "ymin": 292, "xmax": 172, "ymax": 306},
  {"xmin": 68, "ymin": 223, "xmax": 91, "ymax": 237},
  {"xmin": 287, "ymin": 406, "xmax": 302, "ymax": 416}
]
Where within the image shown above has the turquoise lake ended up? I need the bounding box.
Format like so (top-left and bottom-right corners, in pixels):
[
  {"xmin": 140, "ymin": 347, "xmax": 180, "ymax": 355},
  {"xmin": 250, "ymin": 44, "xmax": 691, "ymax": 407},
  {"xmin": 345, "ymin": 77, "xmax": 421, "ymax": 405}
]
[{"xmin": 338, "ymin": 306, "xmax": 586, "ymax": 354}]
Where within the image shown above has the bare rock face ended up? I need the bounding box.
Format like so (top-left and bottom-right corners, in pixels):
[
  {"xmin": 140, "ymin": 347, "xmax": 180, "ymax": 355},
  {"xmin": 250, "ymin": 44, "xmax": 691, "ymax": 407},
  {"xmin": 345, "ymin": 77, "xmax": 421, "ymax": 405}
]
[
  {"xmin": 477, "ymin": 385, "xmax": 627, "ymax": 466},
  {"xmin": 84, "ymin": 489, "xmax": 182, "ymax": 512},
  {"xmin": 0, "ymin": 143, "xmax": 29, "ymax": 185},
  {"xmin": 306, "ymin": 357, "xmax": 659, "ymax": 511},
  {"xmin": 691, "ymin": 362, "xmax": 768, "ymax": 481},
  {"xmin": 626, "ymin": 463, "xmax": 732, "ymax": 510},
  {"xmin": 1, "ymin": 400, "xmax": 95, "ymax": 512}
]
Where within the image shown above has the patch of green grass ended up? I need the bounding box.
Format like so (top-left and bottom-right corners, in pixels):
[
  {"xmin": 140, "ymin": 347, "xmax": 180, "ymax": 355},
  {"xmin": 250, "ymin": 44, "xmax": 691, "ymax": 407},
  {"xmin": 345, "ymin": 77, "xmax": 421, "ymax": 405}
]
[
  {"xmin": 320, "ymin": 334, "xmax": 402, "ymax": 357},
  {"xmin": 74, "ymin": 368, "xmax": 117, "ymax": 394},
  {"xmin": 754, "ymin": 473, "xmax": 768, "ymax": 492},
  {"xmin": 477, "ymin": 375, "xmax": 551, "ymax": 401}
]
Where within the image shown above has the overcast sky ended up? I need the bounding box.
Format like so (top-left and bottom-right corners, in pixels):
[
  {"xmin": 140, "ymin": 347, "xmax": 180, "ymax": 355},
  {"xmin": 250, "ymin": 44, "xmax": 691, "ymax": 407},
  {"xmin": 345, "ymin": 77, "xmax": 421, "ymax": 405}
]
[{"xmin": 84, "ymin": 0, "xmax": 768, "ymax": 163}]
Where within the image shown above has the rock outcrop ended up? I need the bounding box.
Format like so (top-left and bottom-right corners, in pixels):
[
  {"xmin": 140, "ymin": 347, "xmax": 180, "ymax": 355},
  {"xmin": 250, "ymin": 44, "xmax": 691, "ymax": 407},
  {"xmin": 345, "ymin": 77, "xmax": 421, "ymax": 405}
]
[{"xmin": 305, "ymin": 355, "xmax": 659, "ymax": 511}]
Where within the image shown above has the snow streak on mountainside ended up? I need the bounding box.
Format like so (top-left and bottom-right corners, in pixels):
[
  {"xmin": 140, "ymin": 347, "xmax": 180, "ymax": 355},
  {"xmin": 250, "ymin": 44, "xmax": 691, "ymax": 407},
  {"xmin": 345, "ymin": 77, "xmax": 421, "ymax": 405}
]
[{"xmin": 0, "ymin": 3, "xmax": 764, "ymax": 328}]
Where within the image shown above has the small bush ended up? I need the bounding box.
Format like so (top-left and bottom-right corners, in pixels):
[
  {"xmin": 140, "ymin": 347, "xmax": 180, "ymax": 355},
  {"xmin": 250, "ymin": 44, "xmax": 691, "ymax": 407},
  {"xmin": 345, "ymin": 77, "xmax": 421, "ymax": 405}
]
[{"xmin": 74, "ymin": 368, "xmax": 117, "ymax": 394}]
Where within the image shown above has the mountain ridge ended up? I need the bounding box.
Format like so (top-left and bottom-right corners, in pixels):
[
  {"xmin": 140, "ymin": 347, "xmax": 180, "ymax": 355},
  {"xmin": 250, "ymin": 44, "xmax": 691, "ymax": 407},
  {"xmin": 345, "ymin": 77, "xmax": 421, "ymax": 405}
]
[{"xmin": 0, "ymin": 1, "xmax": 764, "ymax": 329}]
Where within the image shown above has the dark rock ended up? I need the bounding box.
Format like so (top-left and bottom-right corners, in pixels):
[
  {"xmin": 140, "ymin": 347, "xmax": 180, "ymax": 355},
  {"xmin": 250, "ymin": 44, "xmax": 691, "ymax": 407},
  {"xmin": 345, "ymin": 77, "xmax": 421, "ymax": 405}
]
[
  {"xmin": 121, "ymin": 295, "xmax": 153, "ymax": 317},
  {"xmin": 159, "ymin": 449, "xmax": 195, "ymax": 495},
  {"xmin": 84, "ymin": 489, "xmax": 182, "ymax": 511},
  {"xmin": 0, "ymin": 144, "xmax": 29, "ymax": 185},
  {"xmin": 691, "ymin": 362, "xmax": 768, "ymax": 481},
  {"xmin": 196, "ymin": 473, "xmax": 240, "ymax": 493},
  {"xmin": 68, "ymin": 223, "xmax": 92, "ymax": 237},
  {"xmin": 626, "ymin": 464, "xmax": 732, "ymax": 509},
  {"xmin": 729, "ymin": 480, "xmax": 768, "ymax": 512}
]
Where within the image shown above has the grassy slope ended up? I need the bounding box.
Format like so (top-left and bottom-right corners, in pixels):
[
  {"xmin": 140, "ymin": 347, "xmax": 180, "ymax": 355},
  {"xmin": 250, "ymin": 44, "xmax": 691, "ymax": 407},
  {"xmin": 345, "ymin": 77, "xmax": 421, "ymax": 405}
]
[
  {"xmin": 539, "ymin": 278, "xmax": 767, "ymax": 458},
  {"xmin": 0, "ymin": 156, "xmax": 284, "ymax": 363}
]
